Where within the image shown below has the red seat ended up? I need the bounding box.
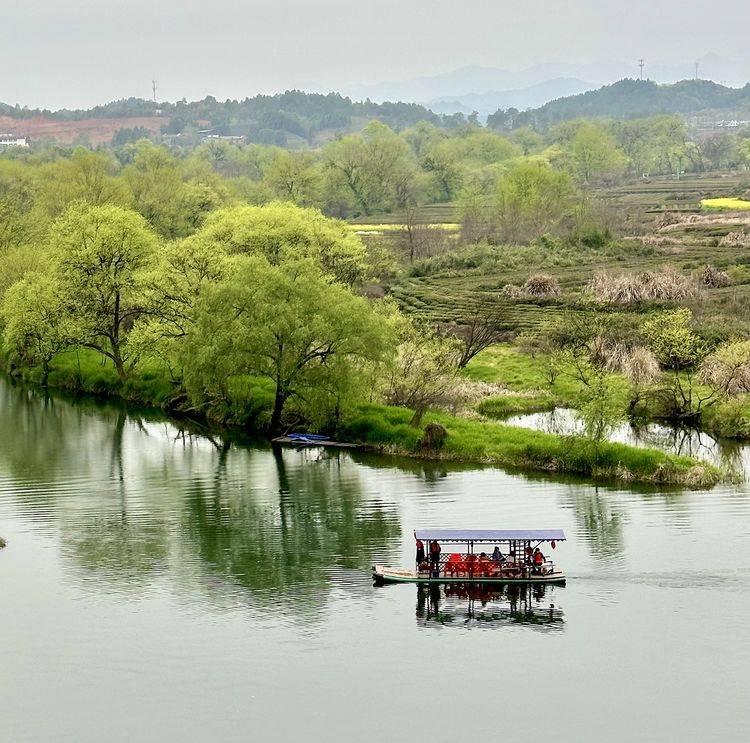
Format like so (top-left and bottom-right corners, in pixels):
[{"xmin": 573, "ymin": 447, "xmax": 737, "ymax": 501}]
[{"xmin": 445, "ymin": 553, "xmax": 466, "ymax": 576}]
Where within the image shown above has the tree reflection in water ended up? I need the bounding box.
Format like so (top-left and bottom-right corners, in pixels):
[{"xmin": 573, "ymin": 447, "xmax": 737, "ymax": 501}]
[
  {"xmin": 416, "ymin": 584, "xmax": 564, "ymax": 630},
  {"xmin": 0, "ymin": 380, "xmax": 401, "ymax": 610}
]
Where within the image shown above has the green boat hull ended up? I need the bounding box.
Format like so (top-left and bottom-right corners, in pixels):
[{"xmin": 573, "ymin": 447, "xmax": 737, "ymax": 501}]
[{"xmin": 372, "ymin": 565, "xmax": 566, "ymax": 587}]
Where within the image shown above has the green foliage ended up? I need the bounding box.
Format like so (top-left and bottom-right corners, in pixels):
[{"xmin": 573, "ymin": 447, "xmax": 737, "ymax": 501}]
[
  {"xmin": 48, "ymin": 203, "xmax": 158, "ymax": 378},
  {"xmin": 189, "ymin": 202, "xmax": 375, "ymax": 285},
  {"xmin": 183, "ymin": 256, "xmax": 393, "ymax": 431},
  {"xmin": 643, "ymin": 309, "xmax": 706, "ymax": 370}
]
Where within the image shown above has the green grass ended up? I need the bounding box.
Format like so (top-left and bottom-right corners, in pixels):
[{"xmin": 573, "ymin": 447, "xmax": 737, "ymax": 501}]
[
  {"xmin": 464, "ymin": 345, "xmax": 631, "ymax": 410},
  {"xmin": 341, "ymin": 403, "xmax": 721, "ymax": 486},
  {"xmin": 702, "ymin": 197, "xmax": 750, "ymax": 211}
]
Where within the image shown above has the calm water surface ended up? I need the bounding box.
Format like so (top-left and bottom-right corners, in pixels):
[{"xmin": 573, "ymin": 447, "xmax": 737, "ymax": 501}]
[{"xmin": 1, "ymin": 380, "xmax": 750, "ymax": 742}]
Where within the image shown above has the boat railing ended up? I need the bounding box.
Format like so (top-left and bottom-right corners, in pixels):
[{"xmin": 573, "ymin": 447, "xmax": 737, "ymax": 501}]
[{"xmin": 419, "ymin": 555, "xmax": 556, "ymax": 578}]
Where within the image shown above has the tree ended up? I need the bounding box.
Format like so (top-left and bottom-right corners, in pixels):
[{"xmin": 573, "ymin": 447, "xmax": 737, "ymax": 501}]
[
  {"xmin": 123, "ymin": 143, "xmax": 224, "ymax": 238},
  {"xmin": 642, "ymin": 309, "xmax": 713, "ymax": 421},
  {"xmin": 444, "ymin": 295, "xmax": 511, "ymax": 368},
  {"xmin": 512, "ymin": 127, "xmax": 543, "ymax": 156},
  {"xmin": 130, "ymin": 235, "xmax": 233, "ymax": 376},
  {"xmin": 188, "ymin": 202, "xmax": 373, "ymax": 286},
  {"xmin": 185, "ymin": 256, "xmax": 391, "ymax": 433},
  {"xmin": 490, "ymin": 161, "xmax": 576, "ymax": 244},
  {"xmin": 49, "ymin": 204, "xmax": 158, "ymax": 379},
  {"xmin": 386, "ymin": 321, "xmax": 461, "ymax": 427},
  {"xmin": 568, "ymin": 123, "xmax": 627, "ymax": 183},
  {"xmin": 323, "ymin": 122, "xmax": 418, "ymax": 216},
  {"xmin": 699, "ymin": 341, "xmax": 750, "ymax": 397},
  {"xmin": 0, "ymin": 273, "xmax": 75, "ymax": 381},
  {"xmin": 38, "ymin": 149, "xmax": 129, "ymax": 217},
  {"xmin": 263, "ymin": 150, "xmax": 319, "ymax": 205}
]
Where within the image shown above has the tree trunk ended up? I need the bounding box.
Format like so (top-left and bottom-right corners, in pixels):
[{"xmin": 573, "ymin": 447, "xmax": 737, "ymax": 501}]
[
  {"xmin": 409, "ymin": 405, "xmax": 425, "ymax": 428},
  {"xmin": 270, "ymin": 386, "xmax": 287, "ymax": 434}
]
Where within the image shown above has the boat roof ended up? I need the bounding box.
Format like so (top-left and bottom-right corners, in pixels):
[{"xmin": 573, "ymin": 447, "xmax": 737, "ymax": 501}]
[{"xmin": 414, "ymin": 529, "xmax": 565, "ymax": 543}]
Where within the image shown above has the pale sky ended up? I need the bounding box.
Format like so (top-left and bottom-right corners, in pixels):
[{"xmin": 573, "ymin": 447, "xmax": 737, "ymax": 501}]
[{"xmin": 2, "ymin": 0, "xmax": 748, "ymax": 109}]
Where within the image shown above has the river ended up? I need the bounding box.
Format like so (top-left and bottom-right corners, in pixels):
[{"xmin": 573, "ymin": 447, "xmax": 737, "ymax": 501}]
[{"xmin": 1, "ymin": 379, "xmax": 749, "ymax": 742}]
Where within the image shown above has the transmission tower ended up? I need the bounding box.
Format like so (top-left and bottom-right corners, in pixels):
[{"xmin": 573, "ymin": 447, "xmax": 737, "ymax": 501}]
[
  {"xmin": 695, "ymin": 61, "xmax": 699, "ymax": 80},
  {"xmin": 638, "ymin": 59, "xmax": 645, "ymax": 80},
  {"xmin": 152, "ymin": 80, "xmax": 158, "ymax": 103}
]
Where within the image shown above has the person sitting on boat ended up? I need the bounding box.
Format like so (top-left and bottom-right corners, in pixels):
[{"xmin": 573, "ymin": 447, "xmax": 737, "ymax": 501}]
[
  {"xmin": 532, "ymin": 547, "xmax": 545, "ymax": 575},
  {"xmin": 416, "ymin": 539, "xmax": 425, "ymax": 565},
  {"xmin": 492, "ymin": 546, "xmax": 503, "ymax": 563},
  {"xmin": 505, "ymin": 550, "xmax": 516, "ymax": 564},
  {"xmin": 478, "ymin": 552, "xmax": 492, "ymax": 576},
  {"xmin": 429, "ymin": 540, "xmax": 442, "ymax": 573}
]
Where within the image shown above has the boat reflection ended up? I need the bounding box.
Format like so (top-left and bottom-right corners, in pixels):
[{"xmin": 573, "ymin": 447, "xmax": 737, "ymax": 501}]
[{"xmin": 416, "ymin": 583, "xmax": 564, "ymax": 630}]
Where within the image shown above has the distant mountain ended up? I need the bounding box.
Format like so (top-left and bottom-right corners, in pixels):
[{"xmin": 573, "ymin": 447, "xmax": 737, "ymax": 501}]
[
  {"xmin": 426, "ymin": 78, "xmax": 595, "ymax": 117},
  {"xmin": 344, "ymin": 54, "xmax": 750, "ymax": 104},
  {"xmin": 489, "ymin": 78, "xmax": 750, "ymax": 130}
]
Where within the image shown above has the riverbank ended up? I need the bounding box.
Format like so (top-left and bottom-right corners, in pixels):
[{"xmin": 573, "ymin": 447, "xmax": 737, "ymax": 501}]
[
  {"xmin": 1, "ymin": 342, "xmax": 725, "ymax": 488},
  {"xmin": 466, "ymin": 344, "xmax": 750, "ymax": 441}
]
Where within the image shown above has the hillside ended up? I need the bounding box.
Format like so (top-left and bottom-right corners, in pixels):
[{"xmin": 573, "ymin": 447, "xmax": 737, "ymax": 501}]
[
  {"xmin": 0, "ymin": 91, "xmax": 447, "ymax": 147},
  {"xmin": 488, "ymin": 78, "xmax": 750, "ymax": 130}
]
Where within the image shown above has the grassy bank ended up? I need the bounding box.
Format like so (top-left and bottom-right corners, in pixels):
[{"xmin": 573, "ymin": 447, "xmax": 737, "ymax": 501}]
[
  {"xmin": 465, "ymin": 343, "xmax": 750, "ymax": 440},
  {"xmin": 341, "ymin": 404, "xmax": 720, "ymax": 487},
  {"xmin": 1, "ymin": 342, "xmax": 724, "ymax": 487}
]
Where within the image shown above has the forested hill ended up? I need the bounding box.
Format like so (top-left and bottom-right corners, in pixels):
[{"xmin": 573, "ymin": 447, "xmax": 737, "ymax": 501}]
[
  {"xmin": 488, "ymin": 79, "xmax": 750, "ymax": 130},
  {"xmin": 0, "ymin": 91, "xmax": 453, "ymax": 146}
]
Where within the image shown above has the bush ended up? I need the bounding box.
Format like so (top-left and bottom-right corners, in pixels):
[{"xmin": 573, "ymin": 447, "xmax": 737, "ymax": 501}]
[
  {"xmin": 698, "ymin": 265, "xmax": 731, "ymax": 288},
  {"xmin": 588, "ymin": 266, "xmax": 698, "ymax": 304},
  {"xmin": 523, "ymin": 273, "xmax": 561, "ymax": 297}
]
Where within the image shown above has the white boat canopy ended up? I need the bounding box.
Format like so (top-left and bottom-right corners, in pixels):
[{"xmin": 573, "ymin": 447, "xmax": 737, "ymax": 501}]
[{"xmin": 413, "ymin": 529, "xmax": 565, "ymax": 542}]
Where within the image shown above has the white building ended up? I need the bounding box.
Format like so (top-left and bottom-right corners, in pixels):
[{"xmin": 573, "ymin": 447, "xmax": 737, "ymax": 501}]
[{"xmin": 0, "ymin": 134, "xmax": 29, "ymax": 151}]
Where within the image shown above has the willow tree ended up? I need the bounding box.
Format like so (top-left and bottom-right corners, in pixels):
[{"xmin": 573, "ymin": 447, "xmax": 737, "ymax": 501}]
[
  {"xmin": 0, "ymin": 273, "xmax": 75, "ymax": 382},
  {"xmin": 186, "ymin": 201, "xmax": 376, "ymax": 286},
  {"xmin": 49, "ymin": 203, "xmax": 158, "ymax": 379},
  {"xmin": 184, "ymin": 256, "xmax": 392, "ymax": 432}
]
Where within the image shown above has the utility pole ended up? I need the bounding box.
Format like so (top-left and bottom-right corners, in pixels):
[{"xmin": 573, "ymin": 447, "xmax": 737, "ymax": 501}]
[
  {"xmin": 638, "ymin": 59, "xmax": 645, "ymax": 80},
  {"xmin": 152, "ymin": 79, "xmax": 158, "ymax": 103}
]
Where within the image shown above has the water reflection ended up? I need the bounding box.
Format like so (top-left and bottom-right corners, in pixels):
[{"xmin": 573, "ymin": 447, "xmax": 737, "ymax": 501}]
[
  {"xmin": 504, "ymin": 407, "xmax": 750, "ymax": 473},
  {"xmin": 0, "ymin": 379, "xmax": 400, "ymax": 612},
  {"xmin": 415, "ymin": 584, "xmax": 564, "ymax": 630}
]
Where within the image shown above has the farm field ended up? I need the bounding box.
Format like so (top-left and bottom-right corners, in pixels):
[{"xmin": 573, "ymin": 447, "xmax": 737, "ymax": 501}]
[{"xmin": 384, "ymin": 173, "xmax": 750, "ymax": 331}]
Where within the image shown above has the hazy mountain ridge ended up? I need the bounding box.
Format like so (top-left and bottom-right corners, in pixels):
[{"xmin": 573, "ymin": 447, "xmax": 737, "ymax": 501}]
[
  {"xmin": 426, "ymin": 78, "xmax": 595, "ymax": 117},
  {"xmin": 488, "ymin": 78, "xmax": 750, "ymax": 129},
  {"xmin": 344, "ymin": 52, "xmax": 750, "ymax": 104}
]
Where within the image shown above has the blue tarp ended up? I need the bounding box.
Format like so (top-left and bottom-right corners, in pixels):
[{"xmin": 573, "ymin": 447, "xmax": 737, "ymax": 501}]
[{"xmin": 414, "ymin": 529, "xmax": 565, "ymax": 542}]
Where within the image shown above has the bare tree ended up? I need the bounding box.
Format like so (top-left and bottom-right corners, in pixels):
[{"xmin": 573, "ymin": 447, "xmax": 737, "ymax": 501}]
[{"xmin": 442, "ymin": 295, "xmax": 511, "ymax": 368}]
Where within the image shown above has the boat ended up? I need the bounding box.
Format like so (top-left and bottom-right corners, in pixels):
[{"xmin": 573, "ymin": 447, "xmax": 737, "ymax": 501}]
[
  {"xmin": 372, "ymin": 529, "xmax": 566, "ymax": 586},
  {"xmin": 272, "ymin": 433, "xmax": 358, "ymax": 449}
]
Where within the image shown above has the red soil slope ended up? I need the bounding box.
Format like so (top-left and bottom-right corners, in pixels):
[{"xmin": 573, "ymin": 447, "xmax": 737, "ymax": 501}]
[{"xmin": 0, "ymin": 115, "xmax": 165, "ymax": 145}]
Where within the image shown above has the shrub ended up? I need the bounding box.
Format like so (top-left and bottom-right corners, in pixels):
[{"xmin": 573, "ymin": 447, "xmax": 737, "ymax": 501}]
[
  {"xmin": 522, "ymin": 274, "xmax": 561, "ymax": 297},
  {"xmin": 698, "ymin": 265, "xmax": 731, "ymax": 288},
  {"xmin": 587, "ymin": 266, "xmax": 698, "ymax": 304},
  {"xmin": 719, "ymin": 231, "xmax": 750, "ymax": 248}
]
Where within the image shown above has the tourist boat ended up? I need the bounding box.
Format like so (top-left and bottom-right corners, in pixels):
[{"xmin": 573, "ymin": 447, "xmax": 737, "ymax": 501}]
[{"xmin": 372, "ymin": 529, "xmax": 566, "ymax": 586}]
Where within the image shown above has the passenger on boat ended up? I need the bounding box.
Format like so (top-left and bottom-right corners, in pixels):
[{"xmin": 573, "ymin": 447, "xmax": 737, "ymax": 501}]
[
  {"xmin": 478, "ymin": 552, "xmax": 492, "ymax": 577},
  {"xmin": 429, "ymin": 540, "xmax": 442, "ymax": 571},
  {"xmin": 532, "ymin": 547, "xmax": 545, "ymax": 575},
  {"xmin": 505, "ymin": 550, "xmax": 516, "ymax": 564},
  {"xmin": 416, "ymin": 539, "xmax": 425, "ymax": 564},
  {"xmin": 492, "ymin": 546, "xmax": 503, "ymax": 563}
]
